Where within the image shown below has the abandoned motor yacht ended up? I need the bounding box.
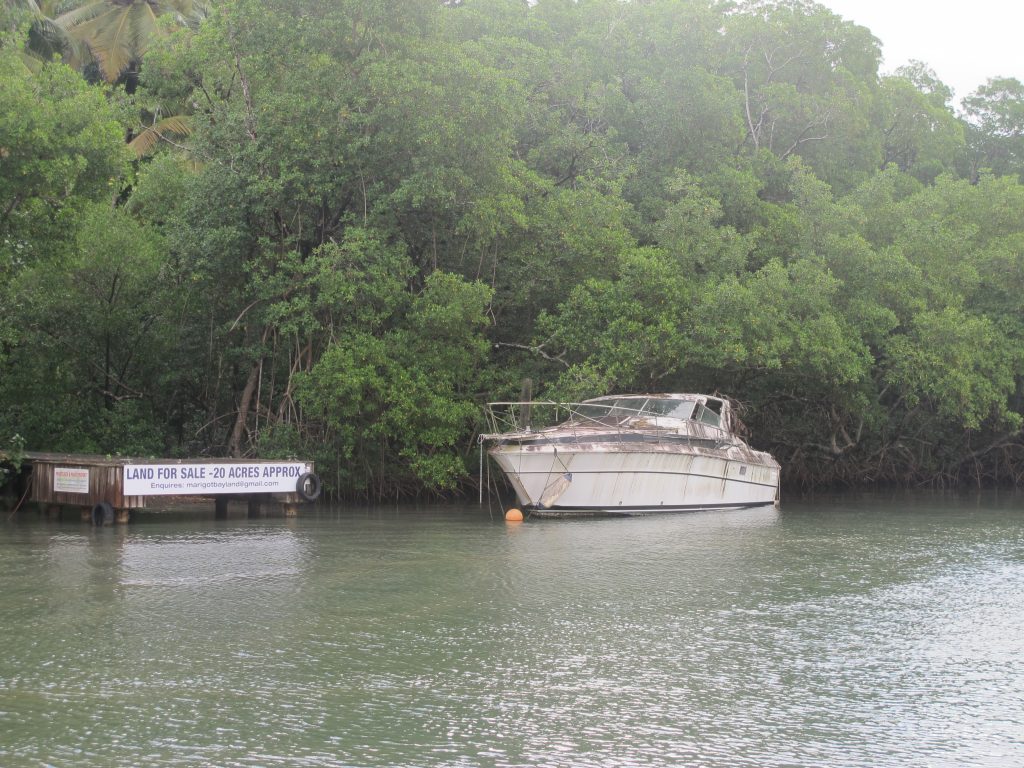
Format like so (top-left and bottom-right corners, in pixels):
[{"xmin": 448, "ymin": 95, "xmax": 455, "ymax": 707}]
[{"xmin": 481, "ymin": 394, "xmax": 780, "ymax": 516}]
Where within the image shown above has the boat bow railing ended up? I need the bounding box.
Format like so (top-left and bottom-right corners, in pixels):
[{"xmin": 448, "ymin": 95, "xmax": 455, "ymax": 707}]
[{"xmin": 481, "ymin": 401, "xmax": 576, "ymax": 438}]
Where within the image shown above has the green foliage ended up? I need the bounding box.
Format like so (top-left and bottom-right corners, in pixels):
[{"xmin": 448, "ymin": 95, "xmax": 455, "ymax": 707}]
[
  {"xmin": 0, "ymin": 34, "xmax": 146, "ymax": 455},
  {"xmin": 0, "ymin": 42, "xmax": 128, "ymax": 282},
  {"xmin": 877, "ymin": 63, "xmax": 965, "ymax": 183},
  {"xmin": 884, "ymin": 307, "xmax": 1021, "ymax": 431},
  {"xmin": 0, "ymin": 433, "xmax": 26, "ymax": 488},
  {"xmin": 295, "ymin": 265, "xmax": 493, "ymax": 496},
  {"xmin": 2, "ymin": 202, "xmax": 178, "ymax": 455},
  {"xmin": 718, "ymin": 0, "xmax": 883, "ymax": 191},
  {"xmin": 962, "ymin": 77, "xmax": 1024, "ymax": 182},
  {"xmin": 4, "ymin": 0, "xmax": 1024, "ymax": 495}
]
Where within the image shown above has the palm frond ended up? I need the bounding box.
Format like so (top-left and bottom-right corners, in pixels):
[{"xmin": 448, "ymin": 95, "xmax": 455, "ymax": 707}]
[
  {"xmin": 166, "ymin": 0, "xmax": 209, "ymax": 25},
  {"xmin": 67, "ymin": 5, "xmax": 134, "ymax": 81},
  {"xmin": 30, "ymin": 16, "xmax": 91, "ymax": 69},
  {"xmin": 18, "ymin": 50, "xmax": 43, "ymax": 74},
  {"xmin": 128, "ymin": 114, "xmax": 192, "ymax": 156},
  {"xmin": 55, "ymin": 0, "xmax": 110, "ymax": 29},
  {"xmin": 57, "ymin": 1, "xmax": 160, "ymax": 81}
]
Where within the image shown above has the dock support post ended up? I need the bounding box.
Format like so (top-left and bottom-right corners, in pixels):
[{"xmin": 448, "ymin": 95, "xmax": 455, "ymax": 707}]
[
  {"xmin": 283, "ymin": 503, "xmax": 299, "ymax": 517},
  {"xmin": 247, "ymin": 499, "xmax": 261, "ymax": 518},
  {"xmin": 115, "ymin": 508, "xmax": 130, "ymax": 524},
  {"xmin": 215, "ymin": 497, "xmax": 228, "ymax": 519}
]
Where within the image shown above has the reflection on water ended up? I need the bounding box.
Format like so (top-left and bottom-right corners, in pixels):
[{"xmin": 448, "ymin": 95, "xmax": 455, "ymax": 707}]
[{"xmin": 1, "ymin": 497, "xmax": 1023, "ymax": 766}]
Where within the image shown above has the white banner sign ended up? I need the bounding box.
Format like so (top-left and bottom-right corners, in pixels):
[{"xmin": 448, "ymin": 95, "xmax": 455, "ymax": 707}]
[
  {"xmin": 123, "ymin": 462, "xmax": 312, "ymax": 496},
  {"xmin": 54, "ymin": 467, "xmax": 90, "ymax": 494}
]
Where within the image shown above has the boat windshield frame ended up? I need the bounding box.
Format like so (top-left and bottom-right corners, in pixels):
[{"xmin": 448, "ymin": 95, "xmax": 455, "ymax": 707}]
[
  {"xmin": 481, "ymin": 395, "xmax": 729, "ymax": 437},
  {"xmin": 570, "ymin": 397, "xmax": 698, "ymax": 425}
]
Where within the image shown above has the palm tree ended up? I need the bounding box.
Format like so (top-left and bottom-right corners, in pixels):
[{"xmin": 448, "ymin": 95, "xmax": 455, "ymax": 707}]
[
  {"xmin": 7, "ymin": 0, "xmax": 89, "ymax": 72},
  {"xmin": 56, "ymin": 0, "xmax": 207, "ymax": 85}
]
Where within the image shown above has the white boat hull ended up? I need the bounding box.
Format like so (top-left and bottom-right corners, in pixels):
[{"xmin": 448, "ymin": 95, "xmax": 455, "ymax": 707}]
[{"xmin": 488, "ymin": 442, "xmax": 779, "ymax": 516}]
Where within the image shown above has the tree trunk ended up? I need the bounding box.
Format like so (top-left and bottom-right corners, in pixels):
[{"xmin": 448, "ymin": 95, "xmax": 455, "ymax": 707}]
[{"xmin": 228, "ymin": 356, "xmax": 262, "ymax": 458}]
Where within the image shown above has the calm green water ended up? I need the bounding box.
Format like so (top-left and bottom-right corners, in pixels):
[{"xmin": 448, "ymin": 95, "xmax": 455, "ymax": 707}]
[{"xmin": 1, "ymin": 496, "xmax": 1023, "ymax": 767}]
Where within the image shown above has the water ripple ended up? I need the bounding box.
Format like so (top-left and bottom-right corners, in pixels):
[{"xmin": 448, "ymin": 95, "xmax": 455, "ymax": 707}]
[{"xmin": 1, "ymin": 501, "xmax": 1023, "ymax": 766}]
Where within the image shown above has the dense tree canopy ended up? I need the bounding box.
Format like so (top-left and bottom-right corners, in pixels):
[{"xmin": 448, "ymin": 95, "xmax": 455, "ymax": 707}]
[{"xmin": 3, "ymin": 0, "xmax": 1024, "ymax": 497}]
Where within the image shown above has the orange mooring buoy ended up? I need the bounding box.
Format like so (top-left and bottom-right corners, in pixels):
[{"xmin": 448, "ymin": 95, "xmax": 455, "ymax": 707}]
[{"xmin": 505, "ymin": 508, "xmax": 524, "ymax": 522}]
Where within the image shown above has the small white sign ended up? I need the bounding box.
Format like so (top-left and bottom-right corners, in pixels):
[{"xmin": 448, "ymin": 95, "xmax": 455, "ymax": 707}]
[
  {"xmin": 123, "ymin": 462, "xmax": 312, "ymax": 496},
  {"xmin": 54, "ymin": 467, "xmax": 90, "ymax": 494}
]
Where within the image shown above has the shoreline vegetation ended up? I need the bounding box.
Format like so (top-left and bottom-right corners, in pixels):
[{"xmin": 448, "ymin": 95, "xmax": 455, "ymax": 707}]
[{"xmin": 2, "ymin": 0, "xmax": 1024, "ymax": 500}]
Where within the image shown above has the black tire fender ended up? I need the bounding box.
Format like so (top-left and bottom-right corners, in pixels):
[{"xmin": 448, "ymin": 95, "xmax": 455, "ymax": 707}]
[
  {"xmin": 91, "ymin": 501, "xmax": 114, "ymax": 526},
  {"xmin": 296, "ymin": 472, "xmax": 322, "ymax": 502}
]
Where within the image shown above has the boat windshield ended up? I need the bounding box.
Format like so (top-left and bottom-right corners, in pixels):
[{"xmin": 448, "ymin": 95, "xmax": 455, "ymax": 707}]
[{"xmin": 573, "ymin": 397, "xmax": 696, "ymax": 422}]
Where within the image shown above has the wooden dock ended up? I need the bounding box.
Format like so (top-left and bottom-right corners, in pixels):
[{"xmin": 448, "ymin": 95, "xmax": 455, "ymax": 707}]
[{"xmin": 15, "ymin": 452, "xmax": 321, "ymax": 524}]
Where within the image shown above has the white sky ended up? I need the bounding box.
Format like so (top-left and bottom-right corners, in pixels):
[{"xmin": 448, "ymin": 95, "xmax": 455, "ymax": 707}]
[{"xmin": 821, "ymin": 0, "xmax": 1024, "ymax": 104}]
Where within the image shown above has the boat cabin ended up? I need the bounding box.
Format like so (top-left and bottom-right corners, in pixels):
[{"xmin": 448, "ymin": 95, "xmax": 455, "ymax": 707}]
[{"xmin": 571, "ymin": 394, "xmax": 731, "ymax": 430}]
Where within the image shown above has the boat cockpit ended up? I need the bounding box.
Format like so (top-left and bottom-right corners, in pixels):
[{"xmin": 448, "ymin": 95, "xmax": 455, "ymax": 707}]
[{"xmin": 570, "ymin": 395, "xmax": 728, "ymax": 430}]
